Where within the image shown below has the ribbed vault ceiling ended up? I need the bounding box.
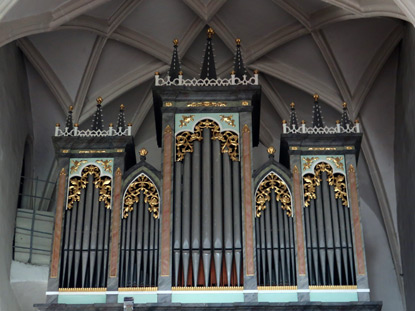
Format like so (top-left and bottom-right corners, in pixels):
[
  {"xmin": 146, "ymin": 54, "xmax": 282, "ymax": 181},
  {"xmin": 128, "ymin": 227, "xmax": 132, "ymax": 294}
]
[{"xmin": 1, "ymin": 0, "xmax": 414, "ymax": 306}]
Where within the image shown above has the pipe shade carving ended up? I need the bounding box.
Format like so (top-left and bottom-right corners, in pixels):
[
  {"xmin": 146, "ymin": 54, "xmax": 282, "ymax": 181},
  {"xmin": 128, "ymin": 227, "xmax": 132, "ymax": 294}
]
[
  {"xmin": 123, "ymin": 174, "xmax": 160, "ymax": 219},
  {"xmin": 176, "ymin": 119, "xmax": 239, "ymax": 162},
  {"xmin": 67, "ymin": 165, "xmax": 112, "ymax": 210},
  {"xmin": 255, "ymin": 172, "xmax": 292, "ymax": 217}
]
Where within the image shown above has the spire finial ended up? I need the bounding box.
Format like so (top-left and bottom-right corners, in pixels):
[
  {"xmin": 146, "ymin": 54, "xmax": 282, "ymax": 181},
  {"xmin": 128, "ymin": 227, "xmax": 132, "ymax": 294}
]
[
  {"xmin": 139, "ymin": 148, "xmax": 148, "ymax": 161},
  {"xmin": 233, "ymin": 37, "xmax": 246, "ymax": 79},
  {"xmin": 289, "ymin": 101, "xmax": 299, "ymax": 128},
  {"xmin": 65, "ymin": 106, "xmax": 74, "ymax": 130},
  {"xmin": 312, "ymin": 93, "xmax": 324, "ymax": 128},
  {"xmin": 117, "ymin": 104, "xmax": 127, "ymax": 131},
  {"xmin": 91, "ymin": 97, "xmax": 104, "ymax": 131},
  {"xmin": 207, "ymin": 27, "xmax": 214, "ymax": 38},
  {"xmin": 200, "ymin": 27, "xmax": 217, "ymax": 79},
  {"xmin": 267, "ymin": 146, "xmax": 276, "ymax": 155},
  {"xmin": 168, "ymin": 38, "xmax": 182, "ymax": 80},
  {"xmin": 341, "ymin": 101, "xmax": 353, "ymax": 128}
]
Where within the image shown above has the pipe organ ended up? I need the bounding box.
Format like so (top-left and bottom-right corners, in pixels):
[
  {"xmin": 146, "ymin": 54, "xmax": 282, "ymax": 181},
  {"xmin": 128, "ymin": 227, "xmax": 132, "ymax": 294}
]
[{"xmin": 39, "ymin": 29, "xmax": 380, "ymax": 310}]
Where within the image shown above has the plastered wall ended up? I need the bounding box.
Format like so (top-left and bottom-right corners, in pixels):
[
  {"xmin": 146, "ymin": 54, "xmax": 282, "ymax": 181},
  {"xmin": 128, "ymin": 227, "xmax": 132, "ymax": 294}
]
[
  {"xmin": 395, "ymin": 23, "xmax": 415, "ymax": 310},
  {"xmin": 0, "ymin": 42, "xmax": 32, "ymax": 311}
]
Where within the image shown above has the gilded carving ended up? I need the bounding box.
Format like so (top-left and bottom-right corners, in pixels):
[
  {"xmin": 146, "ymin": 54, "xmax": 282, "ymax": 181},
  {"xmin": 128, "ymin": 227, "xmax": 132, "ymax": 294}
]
[
  {"xmin": 303, "ymin": 162, "xmax": 348, "ymax": 207},
  {"xmin": 219, "ymin": 115, "xmax": 236, "ymax": 127},
  {"xmin": 326, "ymin": 156, "xmax": 344, "ymax": 170},
  {"xmin": 96, "ymin": 159, "xmax": 113, "ymax": 173},
  {"xmin": 123, "ymin": 174, "xmax": 160, "ymax": 219},
  {"xmin": 67, "ymin": 165, "xmax": 112, "ymax": 210},
  {"xmin": 256, "ymin": 172, "xmax": 292, "ymax": 217},
  {"xmin": 179, "ymin": 115, "xmax": 195, "ymax": 128},
  {"xmin": 187, "ymin": 101, "xmax": 226, "ymax": 107},
  {"xmin": 302, "ymin": 157, "xmax": 319, "ymax": 170},
  {"xmin": 176, "ymin": 119, "xmax": 239, "ymax": 162},
  {"xmin": 70, "ymin": 160, "xmax": 87, "ymax": 174}
]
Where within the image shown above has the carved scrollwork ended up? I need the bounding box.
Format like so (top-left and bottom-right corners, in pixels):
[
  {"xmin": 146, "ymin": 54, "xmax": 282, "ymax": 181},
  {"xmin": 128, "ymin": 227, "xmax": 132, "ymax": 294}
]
[
  {"xmin": 256, "ymin": 172, "xmax": 292, "ymax": 218},
  {"xmin": 67, "ymin": 165, "xmax": 112, "ymax": 210},
  {"xmin": 123, "ymin": 174, "xmax": 160, "ymax": 219},
  {"xmin": 303, "ymin": 162, "xmax": 348, "ymax": 207},
  {"xmin": 176, "ymin": 119, "xmax": 239, "ymax": 162}
]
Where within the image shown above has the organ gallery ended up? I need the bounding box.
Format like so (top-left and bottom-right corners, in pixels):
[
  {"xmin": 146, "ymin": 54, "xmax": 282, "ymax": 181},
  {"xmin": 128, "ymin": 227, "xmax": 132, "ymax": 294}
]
[{"xmin": 36, "ymin": 29, "xmax": 380, "ymax": 310}]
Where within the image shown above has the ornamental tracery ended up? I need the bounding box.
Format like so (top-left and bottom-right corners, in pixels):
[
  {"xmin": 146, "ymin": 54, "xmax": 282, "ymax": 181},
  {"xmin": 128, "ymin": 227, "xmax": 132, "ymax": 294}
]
[
  {"xmin": 176, "ymin": 119, "xmax": 239, "ymax": 161},
  {"xmin": 123, "ymin": 174, "xmax": 160, "ymax": 219},
  {"xmin": 67, "ymin": 164, "xmax": 112, "ymax": 210},
  {"xmin": 255, "ymin": 172, "xmax": 292, "ymax": 217},
  {"xmin": 303, "ymin": 162, "xmax": 348, "ymax": 207}
]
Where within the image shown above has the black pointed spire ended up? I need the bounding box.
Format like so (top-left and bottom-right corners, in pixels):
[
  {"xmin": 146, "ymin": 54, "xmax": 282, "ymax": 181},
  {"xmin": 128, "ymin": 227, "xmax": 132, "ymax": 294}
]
[
  {"xmin": 117, "ymin": 104, "xmax": 126, "ymax": 131},
  {"xmin": 200, "ymin": 27, "xmax": 217, "ymax": 79},
  {"xmin": 312, "ymin": 94, "xmax": 325, "ymax": 128},
  {"xmin": 340, "ymin": 102, "xmax": 353, "ymax": 128},
  {"xmin": 168, "ymin": 39, "xmax": 181, "ymax": 80},
  {"xmin": 65, "ymin": 105, "xmax": 74, "ymax": 131},
  {"xmin": 233, "ymin": 38, "xmax": 246, "ymax": 79},
  {"xmin": 289, "ymin": 102, "xmax": 299, "ymax": 128},
  {"xmin": 91, "ymin": 97, "xmax": 104, "ymax": 131}
]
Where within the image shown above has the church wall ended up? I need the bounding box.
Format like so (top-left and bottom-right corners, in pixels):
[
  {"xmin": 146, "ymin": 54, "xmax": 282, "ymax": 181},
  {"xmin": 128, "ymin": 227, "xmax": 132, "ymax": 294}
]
[
  {"xmin": 0, "ymin": 42, "xmax": 32, "ymax": 311},
  {"xmin": 395, "ymin": 22, "xmax": 415, "ymax": 310}
]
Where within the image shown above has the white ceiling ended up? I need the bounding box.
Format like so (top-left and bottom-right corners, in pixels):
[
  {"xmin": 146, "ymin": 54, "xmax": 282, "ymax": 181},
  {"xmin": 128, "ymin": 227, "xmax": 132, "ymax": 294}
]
[{"xmin": 1, "ymin": 0, "xmax": 414, "ymax": 305}]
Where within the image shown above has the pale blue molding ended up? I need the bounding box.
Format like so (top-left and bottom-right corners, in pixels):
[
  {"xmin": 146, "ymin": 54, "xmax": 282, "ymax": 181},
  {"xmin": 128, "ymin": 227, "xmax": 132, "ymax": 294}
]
[
  {"xmin": 309, "ymin": 290, "xmax": 358, "ymax": 302},
  {"xmin": 175, "ymin": 113, "xmax": 239, "ymax": 135},
  {"xmin": 58, "ymin": 294, "xmax": 106, "ymax": 304},
  {"xmin": 301, "ymin": 155, "xmax": 345, "ymax": 176},
  {"xmin": 257, "ymin": 292, "xmax": 298, "ymax": 302},
  {"xmin": 118, "ymin": 293, "xmax": 158, "ymax": 304},
  {"xmin": 172, "ymin": 292, "xmax": 244, "ymax": 303},
  {"xmin": 68, "ymin": 157, "xmax": 114, "ymax": 178}
]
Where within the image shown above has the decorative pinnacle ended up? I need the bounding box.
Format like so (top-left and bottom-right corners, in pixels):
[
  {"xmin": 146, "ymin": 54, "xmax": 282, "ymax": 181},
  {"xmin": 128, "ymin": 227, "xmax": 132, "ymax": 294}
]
[
  {"xmin": 301, "ymin": 120, "xmax": 306, "ymax": 124},
  {"xmin": 109, "ymin": 123, "xmax": 113, "ymax": 127},
  {"xmin": 69, "ymin": 106, "xmax": 73, "ymax": 111},
  {"xmin": 235, "ymin": 38, "xmax": 241, "ymax": 45},
  {"xmin": 355, "ymin": 119, "xmax": 359, "ymax": 124},
  {"xmin": 282, "ymin": 120, "xmax": 287, "ymax": 124},
  {"xmin": 96, "ymin": 97, "xmax": 103, "ymax": 105},
  {"xmin": 254, "ymin": 69, "xmax": 259, "ymax": 74},
  {"xmin": 56, "ymin": 123, "xmax": 60, "ymax": 127},
  {"xmin": 207, "ymin": 27, "xmax": 214, "ymax": 38},
  {"xmin": 173, "ymin": 39, "xmax": 179, "ymax": 46},
  {"xmin": 139, "ymin": 148, "xmax": 148, "ymax": 157},
  {"xmin": 179, "ymin": 71, "xmax": 183, "ymax": 75},
  {"xmin": 343, "ymin": 102, "xmax": 347, "ymax": 108},
  {"xmin": 336, "ymin": 120, "xmax": 340, "ymax": 124},
  {"xmin": 127, "ymin": 122, "xmax": 132, "ymax": 126},
  {"xmin": 74, "ymin": 123, "xmax": 79, "ymax": 127},
  {"xmin": 313, "ymin": 94, "xmax": 319, "ymax": 101},
  {"xmin": 231, "ymin": 70, "xmax": 236, "ymax": 75},
  {"xmin": 120, "ymin": 104, "xmax": 125, "ymax": 110},
  {"xmin": 290, "ymin": 102, "xmax": 295, "ymax": 108},
  {"xmin": 267, "ymin": 146, "xmax": 276, "ymax": 155}
]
